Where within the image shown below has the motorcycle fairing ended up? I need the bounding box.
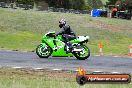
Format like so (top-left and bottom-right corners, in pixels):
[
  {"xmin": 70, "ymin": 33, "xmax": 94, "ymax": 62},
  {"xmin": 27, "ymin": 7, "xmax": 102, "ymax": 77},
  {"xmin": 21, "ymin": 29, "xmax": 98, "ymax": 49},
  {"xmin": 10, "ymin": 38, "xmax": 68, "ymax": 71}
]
[{"xmin": 42, "ymin": 36, "xmax": 73, "ymax": 57}]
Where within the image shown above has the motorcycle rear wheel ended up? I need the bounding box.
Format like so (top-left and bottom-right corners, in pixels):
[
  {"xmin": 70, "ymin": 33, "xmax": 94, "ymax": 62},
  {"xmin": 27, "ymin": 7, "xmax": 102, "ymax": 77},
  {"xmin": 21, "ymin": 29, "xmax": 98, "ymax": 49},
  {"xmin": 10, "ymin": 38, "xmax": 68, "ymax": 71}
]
[{"xmin": 73, "ymin": 45, "xmax": 90, "ymax": 60}]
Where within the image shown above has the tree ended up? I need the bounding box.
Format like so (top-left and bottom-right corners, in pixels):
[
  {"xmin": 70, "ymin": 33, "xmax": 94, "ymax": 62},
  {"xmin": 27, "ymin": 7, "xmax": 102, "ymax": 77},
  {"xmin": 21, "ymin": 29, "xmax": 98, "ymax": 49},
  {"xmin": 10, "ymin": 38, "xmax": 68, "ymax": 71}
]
[
  {"xmin": 45, "ymin": 0, "xmax": 88, "ymax": 10},
  {"xmin": 106, "ymin": 0, "xmax": 118, "ymax": 5},
  {"xmin": 8, "ymin": 0, "xmax": 91, "ymax": 10},
  {"xmin": 126, "ymin": 0, "xmax": 132, "ymax": 7},
  {"xmin": 106, "ymin": 0, "xmax": 132, "ymax": 10},
  {"xmin": 87, "ymin": 0, "xmax": 103, "ymax": 9},
  {"xmin": 16, "ymin": 0, "xmax": 34, "ymax": 5},
  {"xmin": 71, "ymin": 0, "xmax": 85, "ymax": 10},
  {"xmin": 115, "ymin": 0, "xmax": 132, "ymax": 10}
]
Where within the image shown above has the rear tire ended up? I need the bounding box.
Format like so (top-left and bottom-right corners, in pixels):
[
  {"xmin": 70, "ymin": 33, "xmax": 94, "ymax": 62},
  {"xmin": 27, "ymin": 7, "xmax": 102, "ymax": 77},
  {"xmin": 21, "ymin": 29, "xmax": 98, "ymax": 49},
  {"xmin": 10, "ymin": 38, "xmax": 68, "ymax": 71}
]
[
  {"xmin": 73, "ymin": 45, "xmax": 90, "ymax": 60},
  {"xmin": 36, "ymin": 44, "xmax": 52, "ymax": 58}
]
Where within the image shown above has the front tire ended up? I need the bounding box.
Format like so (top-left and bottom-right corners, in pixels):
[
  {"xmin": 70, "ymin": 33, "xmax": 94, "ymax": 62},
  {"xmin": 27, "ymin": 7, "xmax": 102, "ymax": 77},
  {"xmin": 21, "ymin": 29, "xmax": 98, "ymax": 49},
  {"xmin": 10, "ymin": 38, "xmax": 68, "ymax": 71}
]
[
  {"xmin": 73, "ymin": 45, "xmax": 90, "ymax": 60},
  {"xmin": 36, "ymin": 44, "xmax": 52, "ymax": 58}
]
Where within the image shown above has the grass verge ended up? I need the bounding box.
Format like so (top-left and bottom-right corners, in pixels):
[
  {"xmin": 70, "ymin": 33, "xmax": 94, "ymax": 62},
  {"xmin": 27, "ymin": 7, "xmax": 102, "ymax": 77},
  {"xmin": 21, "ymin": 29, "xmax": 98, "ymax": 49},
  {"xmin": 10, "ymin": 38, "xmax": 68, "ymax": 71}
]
[{"xmin": 0, "ymin": 68, "xmax": 131, "ymax": 88}]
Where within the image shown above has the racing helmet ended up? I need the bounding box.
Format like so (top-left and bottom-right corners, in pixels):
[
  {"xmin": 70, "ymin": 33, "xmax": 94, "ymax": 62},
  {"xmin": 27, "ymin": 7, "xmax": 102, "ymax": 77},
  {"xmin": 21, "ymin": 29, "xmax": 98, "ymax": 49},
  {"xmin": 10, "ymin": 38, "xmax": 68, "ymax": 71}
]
[{"xmin": 59, "ymin": 19, "xmax": 66, "ymax": 28}]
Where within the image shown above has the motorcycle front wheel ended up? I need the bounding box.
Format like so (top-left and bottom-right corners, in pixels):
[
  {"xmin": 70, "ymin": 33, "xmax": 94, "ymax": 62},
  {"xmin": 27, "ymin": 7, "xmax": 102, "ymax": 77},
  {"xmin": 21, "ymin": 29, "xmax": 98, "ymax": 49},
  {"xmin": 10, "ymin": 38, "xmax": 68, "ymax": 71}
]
[
  {"xmin": 36, "ymin": 44, "xmax": 52, "ymax": 58},
  {"xmin": 73, "ymin": 45, "xmax": 90, "ymax": 60}
]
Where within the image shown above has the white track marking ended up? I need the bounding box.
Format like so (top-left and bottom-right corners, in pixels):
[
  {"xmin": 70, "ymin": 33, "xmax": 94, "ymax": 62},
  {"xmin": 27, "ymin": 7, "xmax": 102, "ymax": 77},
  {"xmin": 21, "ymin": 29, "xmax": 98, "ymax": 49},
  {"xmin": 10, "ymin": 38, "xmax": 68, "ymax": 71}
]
[
  {"xmin": 52, "ymin": 69, "xmax": 62, "ymax": 71},
  {"xmin": 12, "ymin": 67, "xmax": 22, "ymax": 69}
]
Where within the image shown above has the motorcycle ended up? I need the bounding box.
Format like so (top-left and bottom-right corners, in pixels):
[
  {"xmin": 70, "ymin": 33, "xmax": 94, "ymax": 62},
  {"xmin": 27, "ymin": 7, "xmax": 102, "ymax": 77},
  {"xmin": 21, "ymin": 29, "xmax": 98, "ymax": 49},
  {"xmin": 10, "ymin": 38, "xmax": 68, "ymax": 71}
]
[{"xmin": 36, "ymin": 31, "xmax": 90, "ymax": 60}]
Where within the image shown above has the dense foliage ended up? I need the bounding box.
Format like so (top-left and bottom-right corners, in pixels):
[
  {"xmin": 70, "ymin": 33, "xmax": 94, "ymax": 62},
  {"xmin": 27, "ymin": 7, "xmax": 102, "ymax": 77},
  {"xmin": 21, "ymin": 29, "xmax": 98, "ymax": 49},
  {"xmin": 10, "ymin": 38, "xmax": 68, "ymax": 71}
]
[
  {"xmin": 45, "ymin": 0, "xmax": 104, "ymax": 9},
  {"xmin": 0, "ymin": 0, "xmax": 92, "ymax": 10},
  {"xmin": 107, "ymin": 0, "xmax": 132, "ymax": 7},
  {"xmin": 87, "ymin": 0, "xmax": 103, "ymax": 9},
  {"xmin": 16, "ymin": 0, "xmax": 34, "ymax": 5},
  {"xmin": 2, "ymin": 0, "xmax": 132, "ymax": 10},
  {"xmin": 106, "ymin": 0, "xmax": 118, "ymax": 5},
  {"xmin": 45, "ymin": 0, "xmax": 91, "ymax": 10},
  {"xmin": 106, "ymin": 0, "xmax": 132, "ymax": 10}
]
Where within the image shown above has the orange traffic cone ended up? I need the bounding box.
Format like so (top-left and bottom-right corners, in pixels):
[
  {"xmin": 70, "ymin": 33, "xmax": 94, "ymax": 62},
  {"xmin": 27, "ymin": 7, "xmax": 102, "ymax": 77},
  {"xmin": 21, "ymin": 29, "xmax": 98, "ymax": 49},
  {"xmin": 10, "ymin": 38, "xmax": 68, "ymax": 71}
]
[
  {"xmin": 128, "ymin": 44, "xmax": 132, "ymax": 56},
  {"xmin": 99, "ymin": 40, "xmax": 103, "ymax": 56}
]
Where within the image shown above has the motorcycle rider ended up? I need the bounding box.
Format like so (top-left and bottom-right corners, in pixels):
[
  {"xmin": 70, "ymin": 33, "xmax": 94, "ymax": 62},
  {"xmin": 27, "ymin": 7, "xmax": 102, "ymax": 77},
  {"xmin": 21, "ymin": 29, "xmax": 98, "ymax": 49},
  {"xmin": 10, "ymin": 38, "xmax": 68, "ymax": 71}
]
[{"xmin": 56, "ymin": 19, "xmax": 76, "ymax": 53}]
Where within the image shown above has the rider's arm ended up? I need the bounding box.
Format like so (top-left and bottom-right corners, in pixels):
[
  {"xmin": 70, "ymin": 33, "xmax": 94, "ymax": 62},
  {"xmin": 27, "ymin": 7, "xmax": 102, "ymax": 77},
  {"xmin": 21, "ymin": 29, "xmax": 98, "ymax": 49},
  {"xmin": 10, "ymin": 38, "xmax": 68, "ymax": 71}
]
[
  {"xmin": 56, "ymin": 30, "xmax": 64, "ymax": 35},
  {"xmin": 64, "ymin": 25, "xmax": 76, "ymax": 37}
]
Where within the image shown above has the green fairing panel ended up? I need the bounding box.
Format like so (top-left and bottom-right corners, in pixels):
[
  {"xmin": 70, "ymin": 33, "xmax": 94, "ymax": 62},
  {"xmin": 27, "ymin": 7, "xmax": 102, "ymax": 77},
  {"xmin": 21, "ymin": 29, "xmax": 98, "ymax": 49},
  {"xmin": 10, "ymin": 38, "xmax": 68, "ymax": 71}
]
[
  {"xmin": 42, "ymin": 38, "xmax": 55, "ymax": 48},
  {"xmin": 42, "ymin": 35, "xmax": 73, "ymax": 57},
  {"xmin": 52, "ymin": 48, "xmax": 73, "ymax": 57},
  {"xmin": 52, "ymin": 38, "xmax": 73, "ymax": 57},
  {"xmin": 57, "ymin": 35, "xmax": 63, "ymax": 41}
]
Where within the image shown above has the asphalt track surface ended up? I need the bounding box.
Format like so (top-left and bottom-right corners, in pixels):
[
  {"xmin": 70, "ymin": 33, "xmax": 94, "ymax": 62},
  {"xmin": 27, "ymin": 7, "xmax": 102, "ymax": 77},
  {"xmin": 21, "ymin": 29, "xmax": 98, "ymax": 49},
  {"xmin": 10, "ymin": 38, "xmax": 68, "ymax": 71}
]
[{"xmin": 0, "ymin": 50, "xmax": 132, "ymax": 73}]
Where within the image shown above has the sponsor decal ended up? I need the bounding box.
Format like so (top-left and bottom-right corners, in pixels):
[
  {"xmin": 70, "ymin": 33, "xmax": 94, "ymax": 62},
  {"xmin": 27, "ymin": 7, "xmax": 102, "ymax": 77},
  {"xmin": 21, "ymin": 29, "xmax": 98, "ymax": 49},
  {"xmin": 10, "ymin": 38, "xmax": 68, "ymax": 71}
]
[{"xmin": 76, "ymin": 67, "xmax": 131, "ymax": 85}]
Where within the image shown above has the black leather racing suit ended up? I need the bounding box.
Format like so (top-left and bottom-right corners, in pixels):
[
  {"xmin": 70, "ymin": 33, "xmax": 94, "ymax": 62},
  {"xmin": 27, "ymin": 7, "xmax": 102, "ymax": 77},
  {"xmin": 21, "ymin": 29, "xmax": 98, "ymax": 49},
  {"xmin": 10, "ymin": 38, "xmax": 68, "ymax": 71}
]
[
  {"xmin": 57, "ymin": 24, "xmax": 76, "ymax": 43},
  {"xmin": 56, "ymin": 24, "xmax": 76, "ymax": 52}
]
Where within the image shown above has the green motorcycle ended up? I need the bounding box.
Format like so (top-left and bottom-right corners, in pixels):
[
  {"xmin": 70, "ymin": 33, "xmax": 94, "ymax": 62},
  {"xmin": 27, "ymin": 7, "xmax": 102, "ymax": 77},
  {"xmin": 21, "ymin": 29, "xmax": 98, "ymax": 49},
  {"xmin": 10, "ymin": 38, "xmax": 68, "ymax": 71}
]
[{"xmin": 36, "ymin": 31, "xmax": 90, "ymax": 60}]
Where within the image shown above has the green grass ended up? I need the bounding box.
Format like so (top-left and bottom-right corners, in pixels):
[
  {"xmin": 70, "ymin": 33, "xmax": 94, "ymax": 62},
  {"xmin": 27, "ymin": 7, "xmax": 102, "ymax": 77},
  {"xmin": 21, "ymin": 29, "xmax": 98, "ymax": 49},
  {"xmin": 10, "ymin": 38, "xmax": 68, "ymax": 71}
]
[
  {"xmin": 0, "ymin": 68, "xmax": 131, "ymax": 88},
  {"xmin": 0, "ymin": 8, "xmax": 132, "ymax": 55},
  {"xmin": 0, "ymin": 31, "xmax": 41, "ymax": 51},
  {"xmin": 0, "ymin": 77, "xmax": 132, "ymax": 88}
]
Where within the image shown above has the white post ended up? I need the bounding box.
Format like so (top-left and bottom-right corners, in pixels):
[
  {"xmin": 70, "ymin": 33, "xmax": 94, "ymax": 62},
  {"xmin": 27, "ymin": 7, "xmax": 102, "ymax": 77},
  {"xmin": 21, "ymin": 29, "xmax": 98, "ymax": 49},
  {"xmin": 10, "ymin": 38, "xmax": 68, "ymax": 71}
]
[
  {"xmin": 100, "ymin": 48, "xmax": 102, "ymax": 53},
  {"xmin": 130, "ymin": 48, "xmax": 132, "ymax": 54}
]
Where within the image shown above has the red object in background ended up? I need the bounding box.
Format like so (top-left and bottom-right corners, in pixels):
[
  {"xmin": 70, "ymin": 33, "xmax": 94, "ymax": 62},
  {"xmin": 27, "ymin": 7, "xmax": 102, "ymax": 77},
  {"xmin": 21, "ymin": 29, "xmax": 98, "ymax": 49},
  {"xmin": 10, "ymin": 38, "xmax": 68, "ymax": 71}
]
[
  {"xmin": 99, "ymin": 41, "xmax": 103, "ymax": 55},
  {"xmin": 128, "ymin": 44, "xmax": 132, "ymax": 56},
  {"xmin": 111, "ymin": 8, "xmax": 118, "ymax": 18},
  {"xmin": 130, "ymin": 44, "xmax": 132, "ymax": 48},
  {"xmin": 112, "ymin": 8, "xmax": 118, "ymax": 12}
]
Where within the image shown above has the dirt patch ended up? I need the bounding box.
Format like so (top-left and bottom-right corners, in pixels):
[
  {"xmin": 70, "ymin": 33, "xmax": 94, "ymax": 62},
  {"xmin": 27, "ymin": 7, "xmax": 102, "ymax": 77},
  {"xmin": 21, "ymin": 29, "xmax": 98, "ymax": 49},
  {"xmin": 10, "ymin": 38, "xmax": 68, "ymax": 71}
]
[{"xmin": 0, "ymin": 68, "xmax": 76, "ymax": 79}]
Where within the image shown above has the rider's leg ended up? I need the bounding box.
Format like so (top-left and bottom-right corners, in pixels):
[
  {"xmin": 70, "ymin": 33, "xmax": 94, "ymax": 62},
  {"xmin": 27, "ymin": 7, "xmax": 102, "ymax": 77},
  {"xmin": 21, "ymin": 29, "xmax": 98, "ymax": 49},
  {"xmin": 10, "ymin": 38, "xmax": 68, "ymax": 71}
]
[
  {"xmin": 63, "ymin": 34, "xmax": 71, "ymax": 53},
  {"xmin": 63, "ymin": 34, "xmax": 75, "ymax": 52}
]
